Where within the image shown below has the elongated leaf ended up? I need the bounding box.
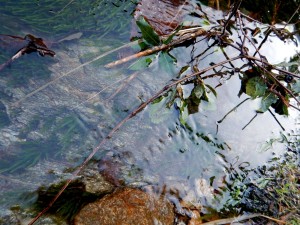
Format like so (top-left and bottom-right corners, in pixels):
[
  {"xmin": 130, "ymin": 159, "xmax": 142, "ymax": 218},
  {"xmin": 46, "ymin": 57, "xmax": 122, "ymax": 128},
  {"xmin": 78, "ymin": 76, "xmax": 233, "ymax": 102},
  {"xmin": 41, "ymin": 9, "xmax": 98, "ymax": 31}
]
[
  {"xmin": 206, "ymin": 84, "xmax": 217, "ymax": 97},
  {"xmin": 193, "ymin": 84, "xmax": 205, "ymax": 99},
  {"xmin": 163, "ymin": 25, "xmax": 182, "ymax": 44},
  {"xmin": 136, "ymin": 17, "xmax": 160, "ymax": 46},
  {"xmin": 200, "ymin": 83, "xmax": 209, "ymax": 102},
  {"xmin": 246, "ymin": 77, "xmax": 267, "ymax": 99},
  {"xmin": 178, "ymin": 101, "xmax": 189, "ymax": 126}
]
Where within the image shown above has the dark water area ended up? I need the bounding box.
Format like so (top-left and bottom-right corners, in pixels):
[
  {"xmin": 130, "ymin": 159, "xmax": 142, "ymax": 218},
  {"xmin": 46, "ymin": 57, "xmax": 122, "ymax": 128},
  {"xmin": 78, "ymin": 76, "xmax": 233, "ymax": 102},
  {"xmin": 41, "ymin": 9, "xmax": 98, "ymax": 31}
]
[{"xmin": 0, "ymin": 0, "xmax": 299, "ymax": 224}]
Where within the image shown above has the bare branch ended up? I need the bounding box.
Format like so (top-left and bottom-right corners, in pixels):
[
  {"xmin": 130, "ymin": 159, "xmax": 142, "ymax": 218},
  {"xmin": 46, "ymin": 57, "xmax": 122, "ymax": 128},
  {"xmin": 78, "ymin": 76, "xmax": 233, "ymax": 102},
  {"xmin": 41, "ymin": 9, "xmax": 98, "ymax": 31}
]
[{"xmin": 105, "ymin": 27, "xmax": 210, "ymax": 68}]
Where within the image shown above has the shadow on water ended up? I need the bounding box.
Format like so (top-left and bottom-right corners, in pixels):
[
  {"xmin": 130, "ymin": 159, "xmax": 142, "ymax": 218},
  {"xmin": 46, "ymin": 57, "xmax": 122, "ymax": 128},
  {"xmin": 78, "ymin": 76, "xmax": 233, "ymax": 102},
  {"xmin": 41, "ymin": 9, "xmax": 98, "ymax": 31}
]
[{"xmin": 0, "ymin": 0, "xmax": 299, "ymax": 224}]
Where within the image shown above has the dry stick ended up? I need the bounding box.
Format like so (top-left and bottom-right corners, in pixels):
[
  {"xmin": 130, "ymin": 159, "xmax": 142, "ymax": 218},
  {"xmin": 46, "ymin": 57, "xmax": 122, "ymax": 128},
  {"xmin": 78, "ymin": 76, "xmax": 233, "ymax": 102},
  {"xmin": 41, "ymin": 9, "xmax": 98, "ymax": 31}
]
[
  {"xmin": 240, "ymin": 12, "xmax": 264, "ymax": 24},
  {"xmin": 28, "ymin": 55, "xmax": 243, "ymax": 225},
  {"xmin": 167, "ymin": 0, "xmax": 189, "ymax": 29},
  {"xmin": 11, "ymin": 41, "xmax": 137, "ymax": 107},
  {"xmin": 104, "ymin": 28, "xmax": 209, "ymax": 68}
]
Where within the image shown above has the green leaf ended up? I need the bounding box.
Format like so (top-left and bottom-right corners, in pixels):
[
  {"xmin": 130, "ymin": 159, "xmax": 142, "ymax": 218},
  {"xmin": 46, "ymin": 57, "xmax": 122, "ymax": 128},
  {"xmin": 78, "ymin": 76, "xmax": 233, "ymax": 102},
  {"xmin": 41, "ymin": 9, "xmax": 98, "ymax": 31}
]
[
  {"xmin": 205, "ymin": 84, "xmax": 217, "ymax": 97},
  {"xmin": 179, "ymin": 101, "xmax": 189, "ymax": 126},
  {"xmin": 275, "ymin": 61, "xmax": 299, "ymax": 67},
  {"xmin": 136, "ymin": 17, "xmax": 160, "ymax": 46},
  {"xmin": 292, "ymin": 79, "xmax": 300, "ymax": 94},
  {"xmin": 128, "ymin": 57, "xmax": 153, "ymax": 70},
  {"xmin": 272, "ymin": 95, "xmax": 289, "ymax": 116},
  {"xmin": 246, "ymin": 76, "xmax": 267, "ymax": 99},
  {"xmin": 186, "ymin": 84, "xmax": 204, "ymax": 114},
  {"xmin": 149, "ymin": 97, "xmax": 172, "ymax": 124},
  {"xmin": 159, "ymin": 51, "xmax": 176, "ymax": 74},
  {"xmin": 257, "ymin": 92, "xmax": 278, "ymax": 113},
  {"xmin": 200, "ymin": 83, "xmax": 209, "ymax": 102},
  {"xmin": 163, "ymin": 25, "xmax": 182, "ymax": 44}
]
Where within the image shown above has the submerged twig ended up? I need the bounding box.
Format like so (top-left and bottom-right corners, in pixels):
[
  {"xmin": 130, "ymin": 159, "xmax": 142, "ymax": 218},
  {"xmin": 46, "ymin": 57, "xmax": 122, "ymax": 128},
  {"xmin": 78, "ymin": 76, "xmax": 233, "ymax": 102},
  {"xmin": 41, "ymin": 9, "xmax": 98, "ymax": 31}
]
[
  {"xmin": 242, "ymin": 113, "xmax": 258, "ymax": 130},
  {"xmin": 69, "ymin": 74, "xmax": 132, "ymax": 111},
  {"xmin": 51, "ymin": 0, "xmax": 75, "ymax": 14},
  {"xmin": 268, "ymin": 109, "xmax": 285, "ymax": 131},
  {"xmin": 217, "ymin": 97, "xmax": 250, "ymax": 124},
  {"xmin": 11, "ymin": 41, "xmax": 137, "ymax": 107},
  {"xmin": 105, "ymin": 71, "xmax": 139, "ymax": 103}
]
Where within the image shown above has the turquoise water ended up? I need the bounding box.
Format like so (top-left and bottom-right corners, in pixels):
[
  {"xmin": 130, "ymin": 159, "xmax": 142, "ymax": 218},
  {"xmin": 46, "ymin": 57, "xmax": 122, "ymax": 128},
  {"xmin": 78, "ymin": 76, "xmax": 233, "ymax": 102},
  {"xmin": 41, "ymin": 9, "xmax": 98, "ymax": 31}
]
[{"xmin": 0, "ymin": 1, "xmax": 299, "ymax": 224}]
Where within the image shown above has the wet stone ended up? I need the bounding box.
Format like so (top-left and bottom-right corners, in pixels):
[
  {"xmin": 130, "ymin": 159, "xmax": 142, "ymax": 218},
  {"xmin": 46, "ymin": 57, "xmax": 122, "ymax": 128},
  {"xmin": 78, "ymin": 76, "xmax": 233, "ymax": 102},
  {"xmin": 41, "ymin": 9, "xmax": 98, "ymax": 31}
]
[
  {"xmin": 74, "ymin": 187, "xmax": 175, "ymax": 225},
  {"xmin": 80, "ymin": 164, "xmax": 115, "ymax": 195}
]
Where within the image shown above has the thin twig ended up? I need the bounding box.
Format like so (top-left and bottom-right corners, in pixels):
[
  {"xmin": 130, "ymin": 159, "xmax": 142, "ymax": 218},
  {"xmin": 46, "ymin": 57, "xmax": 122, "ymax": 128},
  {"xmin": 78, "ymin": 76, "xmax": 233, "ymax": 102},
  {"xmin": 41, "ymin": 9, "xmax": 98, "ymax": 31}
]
[
  {"xmin": 240, "ymin": 12, "xmax": 264, "ymax": 24},
  {"xmin": 237, "ymin": 11, "xmax": 265, "ymax": 61},
  {"xmin": 10, "ymin": 41, "xmax": 137, "ymax": 107},
  {"xmin": 69, "ymin": 75, "xmax": 132, "ymax": 111},
  {"xmin": 217, "ymin": 98, "xmax": 250, "ymax": 123},
  {"xmin": 105, "ymin": 71, "xmax": 139, "ymax": 103},
  {"xmin": 253, "ymin": 27, "xmax": 272, "ymax": 57},
  {"xmin": 283, "ymin": 4, "xmax": 300, "ymax": 28},
  {"xmin": 242, "ymin": 113, "xmax": 258, "ymax": 130},
  {"xmin": 268, "ymin": 109, "xmax": 285, "ymax": 131},
  {"xmin": 52, "ymin": 0, "xmax": 75, "ymax": 14},
  {"xmin": 244, "ymin": 55, "xmax": 300, "ymax": 79},
  {"xmin": 221, "ymin": 0, "xmax": 242, "ymax": 35}
]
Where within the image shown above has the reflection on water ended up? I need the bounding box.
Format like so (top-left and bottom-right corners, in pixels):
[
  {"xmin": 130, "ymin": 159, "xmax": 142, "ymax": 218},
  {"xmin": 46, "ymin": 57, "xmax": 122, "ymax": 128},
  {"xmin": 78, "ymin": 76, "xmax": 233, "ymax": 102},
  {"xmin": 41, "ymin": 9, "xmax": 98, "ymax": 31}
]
[{"xmin": 0, "ymin": 0, "xmax": 299, "ymax": 224}]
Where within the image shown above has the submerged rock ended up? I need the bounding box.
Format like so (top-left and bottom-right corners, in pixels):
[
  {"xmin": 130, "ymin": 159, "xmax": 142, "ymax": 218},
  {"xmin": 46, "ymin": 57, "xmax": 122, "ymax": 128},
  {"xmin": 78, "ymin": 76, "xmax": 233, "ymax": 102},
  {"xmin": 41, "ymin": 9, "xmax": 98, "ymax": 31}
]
[{"xmin": 74, "ymin": 187, "xmax": 174, "ymax": 225}]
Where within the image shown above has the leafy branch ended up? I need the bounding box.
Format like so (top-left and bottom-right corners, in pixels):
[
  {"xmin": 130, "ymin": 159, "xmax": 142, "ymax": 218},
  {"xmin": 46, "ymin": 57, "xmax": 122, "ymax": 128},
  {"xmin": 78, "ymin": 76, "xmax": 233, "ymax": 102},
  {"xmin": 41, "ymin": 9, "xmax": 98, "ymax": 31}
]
[{"xmin": 28, "ymin": 1, "xmax": 299, "ymax": 224}]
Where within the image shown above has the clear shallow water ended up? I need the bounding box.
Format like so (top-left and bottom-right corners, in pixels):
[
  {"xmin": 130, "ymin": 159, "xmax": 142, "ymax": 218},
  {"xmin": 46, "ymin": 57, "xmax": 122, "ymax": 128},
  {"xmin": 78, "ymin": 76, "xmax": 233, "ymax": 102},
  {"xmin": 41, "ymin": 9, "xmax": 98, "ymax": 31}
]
[{"xmin": 0, "ymin": 0, "xmax": 299, "ymax": 223}]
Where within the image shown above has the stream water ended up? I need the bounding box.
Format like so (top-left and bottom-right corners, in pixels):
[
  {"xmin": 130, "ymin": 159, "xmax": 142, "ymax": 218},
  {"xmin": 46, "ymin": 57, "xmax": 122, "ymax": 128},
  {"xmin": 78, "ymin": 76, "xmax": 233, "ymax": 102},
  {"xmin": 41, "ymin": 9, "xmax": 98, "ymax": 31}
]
[{"xmin": 0, "ymin": 0, "xmax": 299, "ymax": 224}]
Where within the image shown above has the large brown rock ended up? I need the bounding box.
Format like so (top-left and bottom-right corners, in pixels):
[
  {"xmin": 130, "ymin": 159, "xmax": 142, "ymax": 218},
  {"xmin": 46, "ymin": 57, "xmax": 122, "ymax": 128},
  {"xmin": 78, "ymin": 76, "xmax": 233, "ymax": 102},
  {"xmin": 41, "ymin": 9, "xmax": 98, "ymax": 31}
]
[{"xmin": 74, "ymin": 188, "xmax": 174, "ymax": 225}]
